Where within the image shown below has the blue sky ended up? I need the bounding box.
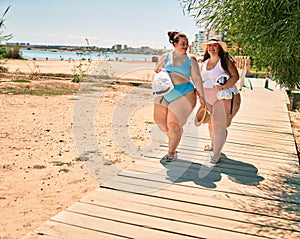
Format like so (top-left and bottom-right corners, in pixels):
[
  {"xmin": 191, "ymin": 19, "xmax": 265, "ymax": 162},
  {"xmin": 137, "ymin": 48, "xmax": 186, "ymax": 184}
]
[{"xmin": 0, "ymin": 0, "xmax": 200, "ymax": 49}]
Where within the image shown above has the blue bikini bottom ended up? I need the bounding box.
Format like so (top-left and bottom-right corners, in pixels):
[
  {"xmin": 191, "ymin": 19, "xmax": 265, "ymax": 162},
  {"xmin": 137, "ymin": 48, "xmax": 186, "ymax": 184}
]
[{"xmin": 164, "ymin": 82, "xmax": 195, "ymax": 103}]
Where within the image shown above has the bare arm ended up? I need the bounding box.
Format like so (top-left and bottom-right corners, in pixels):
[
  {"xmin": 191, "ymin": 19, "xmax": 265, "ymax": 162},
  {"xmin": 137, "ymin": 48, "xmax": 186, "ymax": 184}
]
[
  {"xmin": 154, "ymin": 53, "xmax": 167, "ymax": 73},
  {"xmin": 190, "ymin": 56, "xmax": 204, "ymax": 101},
  {"xmin": 223, "ymin": 58, "xmax": 239, "ymax": 89}
]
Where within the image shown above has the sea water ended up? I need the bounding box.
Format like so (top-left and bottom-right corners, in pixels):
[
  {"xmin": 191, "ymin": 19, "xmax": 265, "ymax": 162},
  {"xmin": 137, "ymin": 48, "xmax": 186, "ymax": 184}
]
[{"xmin": 20, "ymin": 49, "xmax": 156, "ymax": 61}]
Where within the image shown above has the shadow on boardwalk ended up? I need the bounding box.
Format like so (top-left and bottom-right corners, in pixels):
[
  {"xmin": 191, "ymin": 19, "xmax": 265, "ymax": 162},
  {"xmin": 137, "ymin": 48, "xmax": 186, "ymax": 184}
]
[{"xmin": 160, "ymin": 157, "xmax": 265, "ymax": 188}]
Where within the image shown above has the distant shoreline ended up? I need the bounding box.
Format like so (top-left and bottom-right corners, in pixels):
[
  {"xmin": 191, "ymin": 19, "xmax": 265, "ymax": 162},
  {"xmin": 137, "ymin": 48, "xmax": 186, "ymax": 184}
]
[
  {"xmin": 19, "ymin": 49, "xmax": 161, "ymax": 61},
  {"xmin": 6, "ymin": 43, "xmax": 166, "ymax": 56}
]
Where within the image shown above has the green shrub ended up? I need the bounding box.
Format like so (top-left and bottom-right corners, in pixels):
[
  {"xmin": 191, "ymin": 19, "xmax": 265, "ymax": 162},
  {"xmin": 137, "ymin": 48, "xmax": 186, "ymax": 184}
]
[
  {"xmin": 13, "ymin": 79, "xmax": 31, "ymax": 83},
  {"xmin": 0, "ymin": 64, "xmax": 7, "ymax": 72},
  {"xmin": 1, "ymin": 46, "xmax": 23, "ymax": 59}
]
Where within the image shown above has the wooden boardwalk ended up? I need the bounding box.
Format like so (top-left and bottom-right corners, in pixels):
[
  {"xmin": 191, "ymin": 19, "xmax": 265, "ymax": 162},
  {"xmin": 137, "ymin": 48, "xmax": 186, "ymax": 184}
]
[{"xmin": 25, "ymin": 79, "xmax": 300, "ymax": 239}]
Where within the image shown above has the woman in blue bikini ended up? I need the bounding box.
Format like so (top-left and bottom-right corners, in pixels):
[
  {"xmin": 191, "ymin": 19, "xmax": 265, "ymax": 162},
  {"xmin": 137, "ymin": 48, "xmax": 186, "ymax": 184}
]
[{"xmin": 154, "ymin": 31, "xmax": 204, "ymax": 161}]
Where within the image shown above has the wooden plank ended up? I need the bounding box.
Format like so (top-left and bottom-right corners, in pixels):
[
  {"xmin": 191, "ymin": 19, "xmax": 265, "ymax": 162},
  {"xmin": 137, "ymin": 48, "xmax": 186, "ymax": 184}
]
[
  {"xmin": 229, "ymin": 123, "xmax": 293, "ymax": 135},
  {"xmin": 28, "ymin": 220, "xmax": 126, "ymax": 239},
  {"xmin": 102, "ymin": 175, "xmax": 300, "ymax": 222},
  {"xmin": 81, "ymin": 188, "xmax": 300, "ymax": 238},
  {"xmin": 49, "ymin": 210, "xmax": 201, "ymax": 239},
  {"xmin": 181, "ymin": 133, "xmax": 294, "ymax": 150},
  {"xmin": 66, "ymin": 201, "xmax": 265, "ymax": 239}
]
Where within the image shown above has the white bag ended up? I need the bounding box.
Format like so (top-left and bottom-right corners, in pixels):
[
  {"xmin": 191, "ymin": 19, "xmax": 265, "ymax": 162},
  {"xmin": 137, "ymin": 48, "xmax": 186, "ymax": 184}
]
[
  {"xmin": 152, "ymin": 69, "xmax": 173, "ymax": 96},
  {"xmin": 217, "ymin": 88, "xmax": 233, "ymax": 100}
]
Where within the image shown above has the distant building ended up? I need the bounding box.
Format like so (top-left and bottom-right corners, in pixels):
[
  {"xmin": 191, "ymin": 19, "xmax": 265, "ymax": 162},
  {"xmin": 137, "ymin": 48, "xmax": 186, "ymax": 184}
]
[
  {"xmin": 112, "ymin": 44, "xmax": 122, "ymax": 51},
  {"xmin": 6, "ymin": 42, "xmax": 30, "ymax": 46},
  {"xmin": 193, "ymin": 30, "xmax": 205, "ymax": 56},
  {"xmin": 205, "ymin": 29, "xmax": 224, "ymax": 41},
  {"xmin": 192, "ymin": 29, "xmax": 225, "ymax": 58},
  {"xmin": 6, "ymin": 42, "xmax": 17, "ymax": 46}
]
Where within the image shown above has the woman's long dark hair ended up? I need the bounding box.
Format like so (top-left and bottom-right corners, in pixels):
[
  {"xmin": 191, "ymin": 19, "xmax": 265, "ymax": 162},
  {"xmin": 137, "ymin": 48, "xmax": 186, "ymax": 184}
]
[{"xmin": 202, "ymin": 39, "xmax": 235, "ymax": 75}]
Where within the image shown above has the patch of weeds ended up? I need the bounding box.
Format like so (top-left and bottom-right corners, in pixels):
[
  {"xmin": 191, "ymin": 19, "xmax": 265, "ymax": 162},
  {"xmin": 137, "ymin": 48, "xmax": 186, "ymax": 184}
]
[
  {"xmin": 26, "ymin": 61, "xmax": 41, "ymax": 80},
  {"xmin": 71, "ymin": 59, "xmax": 91, "ymax": 83},
  {"xmin": 41, "ymin": 73, "xmax": 72, "ymax": 78},
  {"xmin": 59, "ymin": 168, "xmax": 69, "ymax": 173},
  {"xmin": 51, "ymin": 161, "xmax": 72, "ymax": 167},
  {"xmin": 0, "ymin": 85, "xmax": 78, "ymax": 95},
  {"xmin": 145, "ymin": 121, "xmax": 154, "ymax": 125},
  {"xmin": 91, "ymin": 83, "xmax": 108, "ymax": 88},
  {"xmin": 0, "ymin": 65, "xmax": 8, "ymax": 72},
  {"xmin": 79, "ymin": 156, "xmax": 89, "ymax": 161},
  {"xmin": 103, "ymin": 160, "xmax": 114, "ymax": 165},
  {"xmin": 72, "ymin": 74, "xmax": 83, "ymax": 83},
  {"xmin": 33, "ymin": 165, "xmax": 46, "ymax": 169},
  {"xmin": 13, "ymin": 79, "xmax": 31, "ymax": 83},
  {"xmin": 75, "ymin": 157, "xmax": 82, "ymax": 161},
  {"xmin": 131, "ymin": 136, "xmax": 146, "ymax": 141}
]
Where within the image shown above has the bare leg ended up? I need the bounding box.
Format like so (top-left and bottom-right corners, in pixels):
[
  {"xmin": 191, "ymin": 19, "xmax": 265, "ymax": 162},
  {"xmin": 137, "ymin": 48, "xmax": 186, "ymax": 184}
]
[
  {"xmin": 211, "ymin": 100, "xmax": 227, "ymax": 159},
  {"xmin": 166, "ymin": 112, "xmax": 182, "ymax": 154},
  {"xmin": 223, "ymin": 93, "xmax": 241, "ymax": 128},
  {"xmin": 205, "ymin": 104, "xmax": 214, "ymax": 150},
  {"xmin": 166, "ymin": 91, "xmax": 196, "ymax": 154},
  {"xmin": 208, "ymin": 94, "xmax": 240, "ymax": 163},
  {"xmin": 153, "ymin": 96, "xmax": 168, "ymax": 132}
]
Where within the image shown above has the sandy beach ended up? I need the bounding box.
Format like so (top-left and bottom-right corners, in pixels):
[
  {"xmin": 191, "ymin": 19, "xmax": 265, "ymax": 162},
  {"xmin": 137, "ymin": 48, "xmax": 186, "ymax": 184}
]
[
  {"xmin": 3, "ymin": 59, "xmax": 157, "ymax": 81},
  {"xmin": 0, "ymin": 59, "xmax": 157, "ymax": 239}
]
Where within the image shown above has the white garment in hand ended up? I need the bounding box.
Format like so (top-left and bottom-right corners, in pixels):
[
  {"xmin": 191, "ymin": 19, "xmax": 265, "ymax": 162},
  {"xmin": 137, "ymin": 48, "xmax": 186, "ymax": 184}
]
[
  {"xmin": 152, "ymin": 69, "xmax": 173, "ymax": 96},
  {"xmin": 217, "ymin": 88, "xmax": 233, "ymax": 100}
]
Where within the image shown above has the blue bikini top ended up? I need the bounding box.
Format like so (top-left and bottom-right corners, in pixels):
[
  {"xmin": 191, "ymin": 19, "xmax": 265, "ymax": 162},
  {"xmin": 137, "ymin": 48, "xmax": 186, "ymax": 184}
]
[{"xmin": 164, "ymin": 52, "xmax": 191, "ymax": 77}]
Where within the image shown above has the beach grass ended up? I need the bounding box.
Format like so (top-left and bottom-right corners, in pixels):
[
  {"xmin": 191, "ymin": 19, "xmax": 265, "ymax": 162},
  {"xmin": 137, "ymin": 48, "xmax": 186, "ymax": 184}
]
[
  {"xmin": 12, "ymin": 79, "xmax": 31, "ymax": 83},
  {"xmin": 0, "ymin": 81, "xmax": 80, "ymax": 95},
  {"xmin": 0, "ymin": 86, "xmax": 78, "ymax": 95}
]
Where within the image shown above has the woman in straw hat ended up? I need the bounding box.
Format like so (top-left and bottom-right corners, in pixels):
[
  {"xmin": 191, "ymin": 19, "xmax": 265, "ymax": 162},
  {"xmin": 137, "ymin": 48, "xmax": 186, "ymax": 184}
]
[
  {"xmin": 200, "ymin": 38, "xmax": 241, "ymax": 163},
  {"xmin": 153, "ymin": 31, "xmax": 205, "ymax": 162}
]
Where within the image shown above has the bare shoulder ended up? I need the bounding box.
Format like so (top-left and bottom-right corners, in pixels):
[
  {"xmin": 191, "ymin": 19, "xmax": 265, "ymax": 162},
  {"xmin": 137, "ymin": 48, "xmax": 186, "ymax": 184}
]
[
  {"xmin": 189, "ymin": 54, "xmax": 201, "ymax": 69},
  {"xmin": 154, "ymin": 53, "xmax": 168, "ymax": 73}
]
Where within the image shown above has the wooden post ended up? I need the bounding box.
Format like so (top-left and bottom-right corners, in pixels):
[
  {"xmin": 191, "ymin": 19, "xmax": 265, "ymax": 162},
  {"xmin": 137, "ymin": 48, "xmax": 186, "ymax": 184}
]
[{"xmin": 264, "ymin": 76, "xmax": 269, "ymax": 89}]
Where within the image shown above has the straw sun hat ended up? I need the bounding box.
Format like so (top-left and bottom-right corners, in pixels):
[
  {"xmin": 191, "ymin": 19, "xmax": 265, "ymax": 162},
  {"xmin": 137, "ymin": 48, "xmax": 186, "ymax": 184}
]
[
  {"xmin": 194, "ymin": 105, "xmax": 210, "ymax": 127},
  {"xmin": 200, "ymin": 39, "xmax": 228, "ymax": 52}
]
